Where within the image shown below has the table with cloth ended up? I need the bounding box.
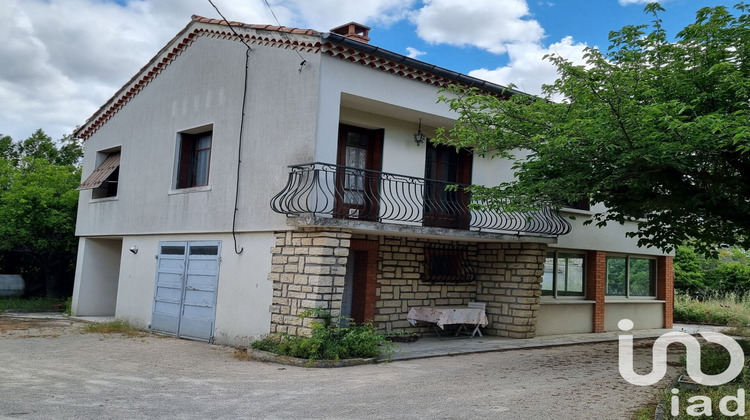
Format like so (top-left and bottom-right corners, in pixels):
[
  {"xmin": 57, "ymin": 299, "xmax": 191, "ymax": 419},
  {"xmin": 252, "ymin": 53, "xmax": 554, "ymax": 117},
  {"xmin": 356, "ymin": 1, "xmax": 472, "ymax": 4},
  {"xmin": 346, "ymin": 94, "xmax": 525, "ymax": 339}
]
[{"xmin": 406, "ymin": 306, "xmax": 488, "ymax": 338}]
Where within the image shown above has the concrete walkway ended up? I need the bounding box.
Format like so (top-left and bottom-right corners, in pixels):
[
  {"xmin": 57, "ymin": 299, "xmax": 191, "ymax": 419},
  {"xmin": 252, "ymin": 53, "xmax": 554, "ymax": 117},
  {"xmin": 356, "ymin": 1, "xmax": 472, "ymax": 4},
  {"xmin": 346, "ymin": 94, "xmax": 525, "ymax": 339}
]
[{"xmin": 386, "ymin": 323, "xmax": 730, "ymax": 361}]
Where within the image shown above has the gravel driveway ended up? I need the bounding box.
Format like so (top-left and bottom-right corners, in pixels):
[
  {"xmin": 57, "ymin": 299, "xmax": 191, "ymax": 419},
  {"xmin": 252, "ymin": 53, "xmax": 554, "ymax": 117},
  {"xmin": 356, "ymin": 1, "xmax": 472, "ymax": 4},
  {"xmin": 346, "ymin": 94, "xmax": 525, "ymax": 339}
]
[{"xmin": 0, "ymin": 316, "xmax": 680, "ymax": 419}]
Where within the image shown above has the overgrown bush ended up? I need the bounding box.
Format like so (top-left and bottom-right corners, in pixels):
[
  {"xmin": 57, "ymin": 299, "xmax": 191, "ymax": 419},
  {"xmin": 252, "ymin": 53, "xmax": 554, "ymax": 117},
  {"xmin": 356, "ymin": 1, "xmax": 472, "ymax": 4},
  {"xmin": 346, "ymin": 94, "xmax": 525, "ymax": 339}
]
[
  {"xmin": 251, "ymin": 308, "xmax": 394, "ymax": 361},
  {"xmin": 675, "ymin": 245, "xmax": 750, "ymax": 298},
  {"xmin": 673, "ymin": 293, "xmax": 750, "ymax": 326}
]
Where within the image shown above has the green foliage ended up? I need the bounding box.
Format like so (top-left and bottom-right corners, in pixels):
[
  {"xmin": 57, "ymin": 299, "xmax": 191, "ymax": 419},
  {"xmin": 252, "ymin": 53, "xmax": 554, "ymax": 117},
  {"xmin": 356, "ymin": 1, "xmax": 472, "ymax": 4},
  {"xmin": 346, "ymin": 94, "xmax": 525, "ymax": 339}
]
[
  {"xmin": 0, "ymin": 157, "xmax": 80, "ymax": 254},
  {"xmin": 62, "ymin": 296, "xmax": 72, "ymax": 316},
  {"xmin": 435, "ymin": 3, "xmax": 750, "ymax": 254},
  {"xmin": 251, "ymin": 308, "xmax": 395, "ymax": 361},
  {"xmin": 673, "ymin": 293, "xmax": 750, "ymax": 326},
  {"xmin": 674, "ymin": 245, "xmax": 709, "ymax": 295},
  {"xmin": 675, "ymin": 244, "xmax": 750, "ymax": 297},
  {"xmin": 14, "ymin": 129, "xmax": 82, "ymax": 167},
  {"xmin": 0, "ymin": 130, "xmax": 82, "ymax": 296},
  {"xmin": 0, "ymin": 297, "xmax": 67, "ymax": 312},
  {"xmin": 665, "ymin": 339, "xmax": 750, "ymax": 419}
]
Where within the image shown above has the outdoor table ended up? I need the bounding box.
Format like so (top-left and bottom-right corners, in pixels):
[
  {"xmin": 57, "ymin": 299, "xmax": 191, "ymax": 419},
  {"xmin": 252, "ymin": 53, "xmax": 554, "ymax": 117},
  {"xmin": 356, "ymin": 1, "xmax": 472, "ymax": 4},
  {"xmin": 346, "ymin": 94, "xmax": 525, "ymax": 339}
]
[{"xmin": 407, "ymin": 306, "xmax": 488, "ymax": 338}]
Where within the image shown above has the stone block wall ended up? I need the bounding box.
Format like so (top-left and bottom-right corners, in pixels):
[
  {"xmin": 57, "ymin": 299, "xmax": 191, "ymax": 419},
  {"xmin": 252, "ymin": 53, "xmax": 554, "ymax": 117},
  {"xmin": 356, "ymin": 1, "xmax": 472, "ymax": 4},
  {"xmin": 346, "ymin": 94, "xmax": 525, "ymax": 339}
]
[
  {"xmin": 372, "ymin": 235, "xmax": 478, "ymax": 333},
  {"xmin": 268, "ymin": 229, "xmax": 351, "ymax": 336},
  {"xmin": 475, "ymin": 242, "xmax": 547, "ymax": 338},
  {"xmin": 268, "ymin": 229, "xmax": 548, "ymax": 338}
]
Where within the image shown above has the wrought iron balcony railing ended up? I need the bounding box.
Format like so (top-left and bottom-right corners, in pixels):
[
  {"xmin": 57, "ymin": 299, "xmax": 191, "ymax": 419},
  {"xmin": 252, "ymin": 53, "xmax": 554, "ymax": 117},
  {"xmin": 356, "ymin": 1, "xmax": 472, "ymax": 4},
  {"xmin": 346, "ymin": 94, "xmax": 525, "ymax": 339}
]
[{"xmin": 270, "ymin": 162, "xmax": 572, "ymax": 236}]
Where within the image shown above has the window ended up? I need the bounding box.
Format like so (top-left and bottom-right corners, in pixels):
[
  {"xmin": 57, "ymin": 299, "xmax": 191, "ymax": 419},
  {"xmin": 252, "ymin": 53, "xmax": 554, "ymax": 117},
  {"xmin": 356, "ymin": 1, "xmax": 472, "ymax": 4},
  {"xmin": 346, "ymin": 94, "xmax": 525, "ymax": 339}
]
[
  {"xmin": 606, "ymin": 256, "xmax": 656, "ymax": 297},
  {"xmin": 77, "ymin": 149, "xmax": 120, "ymax": 199},
  {"xmin": 176, "ymin": 129, "xmax": 212, "ymax": 189},
  {"xmin": 563, "ymin": 198, "xmax": 590, "ymax": 211},
  {"xmin": 422, "ymin": 246, "xmax": 476, "ymax": 283},
  {"xmin": 542, "ymin": 251, "xmax": 585, "ymax": 297}
]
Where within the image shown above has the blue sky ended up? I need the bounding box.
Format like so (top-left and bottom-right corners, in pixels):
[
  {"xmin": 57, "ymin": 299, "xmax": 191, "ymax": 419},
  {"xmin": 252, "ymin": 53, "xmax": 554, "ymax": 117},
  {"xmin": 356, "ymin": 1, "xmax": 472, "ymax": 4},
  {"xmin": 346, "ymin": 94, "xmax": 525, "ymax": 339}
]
[{"xmin": 0, "ymin": 0, "xmax": 733, "ymax": 142}]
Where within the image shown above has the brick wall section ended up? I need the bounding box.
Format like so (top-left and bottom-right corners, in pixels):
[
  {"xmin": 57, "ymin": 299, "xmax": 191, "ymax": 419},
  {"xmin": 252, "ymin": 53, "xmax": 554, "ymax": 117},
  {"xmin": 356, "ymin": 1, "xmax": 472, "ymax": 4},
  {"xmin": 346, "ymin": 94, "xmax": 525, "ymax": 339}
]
[
  {"xmin": 475, "ymin": 243, "xmax": 547, "ymax": 338},
  {"xmin": 587, "ymin": 251, "xmax": 607, "ymax": 333},
  {"xmin": 657, "ymin": 256, "xmax": 674, "ymax": 328},
  {"xmin": 373, "ymin": 236, "xmax": 477, "ymax": 333},
  {"xmin": 268, "ymin": 229, "xmax": 351, "ymax": 336}
]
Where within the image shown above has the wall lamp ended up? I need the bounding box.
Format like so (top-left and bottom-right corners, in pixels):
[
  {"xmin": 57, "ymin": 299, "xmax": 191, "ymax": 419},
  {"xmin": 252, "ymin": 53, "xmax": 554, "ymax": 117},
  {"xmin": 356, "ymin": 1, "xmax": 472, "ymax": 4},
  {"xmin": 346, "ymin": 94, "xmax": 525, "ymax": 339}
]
[{"xmin": 414, "ymin": 118, "xmax": 428, "ymax": 146}]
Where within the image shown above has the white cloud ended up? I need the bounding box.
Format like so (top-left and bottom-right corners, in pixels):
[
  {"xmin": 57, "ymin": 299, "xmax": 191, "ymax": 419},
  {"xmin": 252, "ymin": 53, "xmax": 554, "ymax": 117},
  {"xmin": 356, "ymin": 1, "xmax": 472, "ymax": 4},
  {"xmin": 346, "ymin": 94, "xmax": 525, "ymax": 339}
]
[
  {"xmin": 0, "ymin": 0, "xmax": 587, "ymax": 143},
  {"xmin": 406, "ymin": 47, "xmax": 427, "ymax": 59},
  {"xmin": 283, "ymin": 0, "xmax": 415, "ymax": 30},
  {"xmin": 468, "ymin": 36, "xmax": 590, "ymax": 101},
  {"xmin": 0, "ymin": 0, "xmax": 421, "ymax": 142},
  {"xmin": 412, "ymin": 0, "xmax": 544, "ymax": 54},
  {"xmin": 0, "ymin": 0, "xmax": 275, "ymax": 142}
]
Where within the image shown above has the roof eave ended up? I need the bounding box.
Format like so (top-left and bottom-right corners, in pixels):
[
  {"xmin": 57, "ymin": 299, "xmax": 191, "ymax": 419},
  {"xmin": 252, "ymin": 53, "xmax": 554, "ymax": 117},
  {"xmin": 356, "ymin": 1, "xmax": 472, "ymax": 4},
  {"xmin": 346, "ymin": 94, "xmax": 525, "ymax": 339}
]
[{"xmin": 321, "ymin": 32, "xmax": 526, "ymax": 98}]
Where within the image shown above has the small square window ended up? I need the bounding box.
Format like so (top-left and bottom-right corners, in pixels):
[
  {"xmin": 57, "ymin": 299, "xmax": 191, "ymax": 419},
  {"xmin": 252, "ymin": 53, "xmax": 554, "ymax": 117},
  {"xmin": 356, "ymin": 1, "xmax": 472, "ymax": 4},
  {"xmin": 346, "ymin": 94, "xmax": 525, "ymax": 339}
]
[
  {"xmin": 176, "ymin": 130, "xmax": 212, "ymax": 189},
  {"xmin": 78, "ymin": 150, "xmax": 120, "ymax": 199}
]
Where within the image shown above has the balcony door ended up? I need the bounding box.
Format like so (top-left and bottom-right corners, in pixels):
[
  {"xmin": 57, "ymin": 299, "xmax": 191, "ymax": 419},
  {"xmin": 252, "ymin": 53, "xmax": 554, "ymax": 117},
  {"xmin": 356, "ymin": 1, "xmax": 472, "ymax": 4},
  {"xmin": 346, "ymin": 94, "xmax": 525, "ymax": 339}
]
[
  {"xmin": 424, "ymin": 143, "xmax": 472, "ymax": 229},
  {"xmin": 335, "ymin": 124, "xmax": 383, "ymax": 221}
]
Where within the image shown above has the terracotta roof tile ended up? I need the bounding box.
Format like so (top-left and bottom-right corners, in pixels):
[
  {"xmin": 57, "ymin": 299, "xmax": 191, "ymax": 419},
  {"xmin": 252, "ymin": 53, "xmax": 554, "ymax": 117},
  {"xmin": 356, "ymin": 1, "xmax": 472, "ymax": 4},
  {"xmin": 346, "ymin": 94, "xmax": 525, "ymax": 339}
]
[
  {"xmin": 190, "ymin": 15, "xmax": 245, "ymax": 26},
  {"xmin": 190, "ymin": 15, "xmax": 319, "ymax": 36}
]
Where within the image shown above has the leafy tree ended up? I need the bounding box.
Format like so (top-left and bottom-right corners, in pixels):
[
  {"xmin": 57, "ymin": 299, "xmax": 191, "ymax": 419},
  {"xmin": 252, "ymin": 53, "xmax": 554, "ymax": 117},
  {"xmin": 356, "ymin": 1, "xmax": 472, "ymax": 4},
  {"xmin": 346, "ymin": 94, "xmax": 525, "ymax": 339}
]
[
  {"xmin": 0, "ymin": 130, "xmax": 82, "ymax": 296},
  {"xmin": 0, "ymin": 134, "xmax": 18, "ymax": 161},
  {"xmin": 435, "ymin": 3, "xmax": 750, "ymax": 254},
  {"xmin": 674, "ymin": 245, "xmax": 708, "ymax": 295},
  {"xmin": 15, "ymin": 129, "xmax": 82, "ymax": 167},
  {"xmin": 675, "ymin": 244, "xmax": 750, "ymax": 298}
]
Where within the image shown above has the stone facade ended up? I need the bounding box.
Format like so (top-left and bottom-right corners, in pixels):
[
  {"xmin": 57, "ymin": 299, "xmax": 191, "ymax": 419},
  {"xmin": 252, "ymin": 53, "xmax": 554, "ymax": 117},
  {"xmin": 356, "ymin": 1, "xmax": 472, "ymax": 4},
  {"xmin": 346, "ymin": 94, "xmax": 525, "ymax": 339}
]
[
  {"xmin": 268, "ymin": 229, "xmax": 351, "ymax": 336},
  {"xmin": 474, "ymin": 242, "xmax": 547, "ymax": 338},
  {"xmin": 269, "ymin": 228, "xmax": 548, "ymax": 338},
  {"xmin": 374, "ymin": 236, "xmax": 478, "ymax": 332}
]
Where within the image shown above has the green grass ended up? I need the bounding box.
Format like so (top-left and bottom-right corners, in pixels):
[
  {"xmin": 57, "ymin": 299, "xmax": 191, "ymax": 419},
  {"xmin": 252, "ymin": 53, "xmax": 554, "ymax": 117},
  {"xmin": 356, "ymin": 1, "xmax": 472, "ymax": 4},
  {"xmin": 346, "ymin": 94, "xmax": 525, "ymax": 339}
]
[
  {"xmin": 673, "ymin": 292, "xmax": 750, "ymax": 326},
  {"xmin": 633, "ymin": 294, "xmax": 750, "ymax": 418},
  {"xmin": 82, "ymin": 320, "xmax": 146, "ymax": 337},
  {"xmin": 0, "ymin": 297, "xmax": 67, "ymax": 312},
  {"xmin": 637, "ymin": 339, "xmax": 750, "ymax": 419},
  {"xmin": 631, "ymin": 403, "xmax": 658, "ymax": 420}
]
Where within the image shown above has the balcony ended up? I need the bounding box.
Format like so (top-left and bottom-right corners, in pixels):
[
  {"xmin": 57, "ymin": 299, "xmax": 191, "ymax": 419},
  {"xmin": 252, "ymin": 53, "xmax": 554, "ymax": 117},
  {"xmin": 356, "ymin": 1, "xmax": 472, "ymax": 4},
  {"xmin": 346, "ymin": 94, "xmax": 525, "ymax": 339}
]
[{"xmin": 270, "ymin": 162, "xmax": 571, "ymax": 237}]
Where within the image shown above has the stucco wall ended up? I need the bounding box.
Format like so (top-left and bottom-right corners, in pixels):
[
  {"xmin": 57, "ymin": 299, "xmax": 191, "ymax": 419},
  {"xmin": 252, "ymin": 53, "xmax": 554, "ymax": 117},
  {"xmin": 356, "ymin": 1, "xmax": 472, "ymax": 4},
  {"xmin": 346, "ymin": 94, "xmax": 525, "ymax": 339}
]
[
  {"xmin": 75, "ymin": 232, "xmax": 274, "ymax": 346},
  {"xmin": 76, "ymin": 34, "xmax": 320, "ymax": 237},
  {"xmin": 71, "ymin": 238, "xmax": 122, "ymax": 316},
  {"xmin": 536, "ymin": 302, "xmax": 595, "ymax": 335},
  {"xmin": 604, "ymin": 301, "xmax": 665, "ymax": 331}
]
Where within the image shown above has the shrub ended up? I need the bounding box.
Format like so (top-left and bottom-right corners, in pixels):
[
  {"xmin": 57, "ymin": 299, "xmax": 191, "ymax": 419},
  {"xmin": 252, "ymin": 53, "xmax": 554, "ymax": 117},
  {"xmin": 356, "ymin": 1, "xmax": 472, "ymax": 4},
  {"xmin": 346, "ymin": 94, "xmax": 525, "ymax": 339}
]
[
  {"xmin": 673, "ymin": 293, "xmax": 750, "ymax": 326},
  {"xmin": 251, "ymin": 308, "xmax": 394, "ymax": 361}
]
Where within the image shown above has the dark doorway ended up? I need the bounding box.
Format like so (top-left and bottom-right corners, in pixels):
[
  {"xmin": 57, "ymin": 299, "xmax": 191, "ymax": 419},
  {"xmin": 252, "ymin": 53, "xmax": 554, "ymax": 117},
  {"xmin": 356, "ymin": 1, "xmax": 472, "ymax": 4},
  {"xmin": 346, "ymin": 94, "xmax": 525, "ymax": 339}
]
[
  {"xmin": 340, "ymin": 240, "xmax": 378, "ymax": 325},
  {"xmin": 424, "ymin": 142, "xmax": 472, "ymax": 229}
]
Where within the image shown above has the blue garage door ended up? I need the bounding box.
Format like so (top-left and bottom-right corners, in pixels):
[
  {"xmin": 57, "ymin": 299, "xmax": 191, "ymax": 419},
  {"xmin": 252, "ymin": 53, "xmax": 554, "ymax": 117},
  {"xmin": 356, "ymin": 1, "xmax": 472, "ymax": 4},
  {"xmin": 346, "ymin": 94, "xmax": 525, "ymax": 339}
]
[{"xmin": 151, "ymin": 241, "xmax": 221, "ymax": 342}]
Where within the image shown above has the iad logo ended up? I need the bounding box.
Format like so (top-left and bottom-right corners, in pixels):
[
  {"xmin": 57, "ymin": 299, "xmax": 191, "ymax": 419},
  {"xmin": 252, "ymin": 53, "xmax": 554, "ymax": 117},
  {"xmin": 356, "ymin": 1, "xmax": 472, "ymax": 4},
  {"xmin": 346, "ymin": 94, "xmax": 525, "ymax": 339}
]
[
  {"xmin": 618, "ymin": 318, "xmax": 744, "ymax": 386},
  {"xmin": 618, "ymin": 319, "xmax": 746, "ymax": 417}
]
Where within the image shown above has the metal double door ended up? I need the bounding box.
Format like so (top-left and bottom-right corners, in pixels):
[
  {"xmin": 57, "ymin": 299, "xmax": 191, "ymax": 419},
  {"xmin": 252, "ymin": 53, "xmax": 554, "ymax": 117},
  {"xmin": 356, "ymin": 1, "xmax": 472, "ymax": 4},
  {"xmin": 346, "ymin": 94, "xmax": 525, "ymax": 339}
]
[{"xmin": 151, "ymin": 241, "xmax": 221, "ymax": 341}]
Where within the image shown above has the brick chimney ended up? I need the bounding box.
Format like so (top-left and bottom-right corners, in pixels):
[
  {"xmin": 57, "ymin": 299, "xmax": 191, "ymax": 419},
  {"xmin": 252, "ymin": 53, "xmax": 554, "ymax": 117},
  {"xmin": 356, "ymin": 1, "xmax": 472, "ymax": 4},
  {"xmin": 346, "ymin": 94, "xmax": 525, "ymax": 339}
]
[{"xmin": 329, "ymin": 22, "xmax": 370, "ymax": 43}]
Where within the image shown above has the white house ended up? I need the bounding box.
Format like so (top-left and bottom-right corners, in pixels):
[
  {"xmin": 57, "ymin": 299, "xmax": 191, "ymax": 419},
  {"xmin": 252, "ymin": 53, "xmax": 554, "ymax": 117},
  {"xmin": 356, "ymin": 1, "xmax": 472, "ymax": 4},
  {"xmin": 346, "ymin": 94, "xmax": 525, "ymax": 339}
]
[{"xmin": 71, "ymin": 17, "xmax": 673, "ymax": 345}]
